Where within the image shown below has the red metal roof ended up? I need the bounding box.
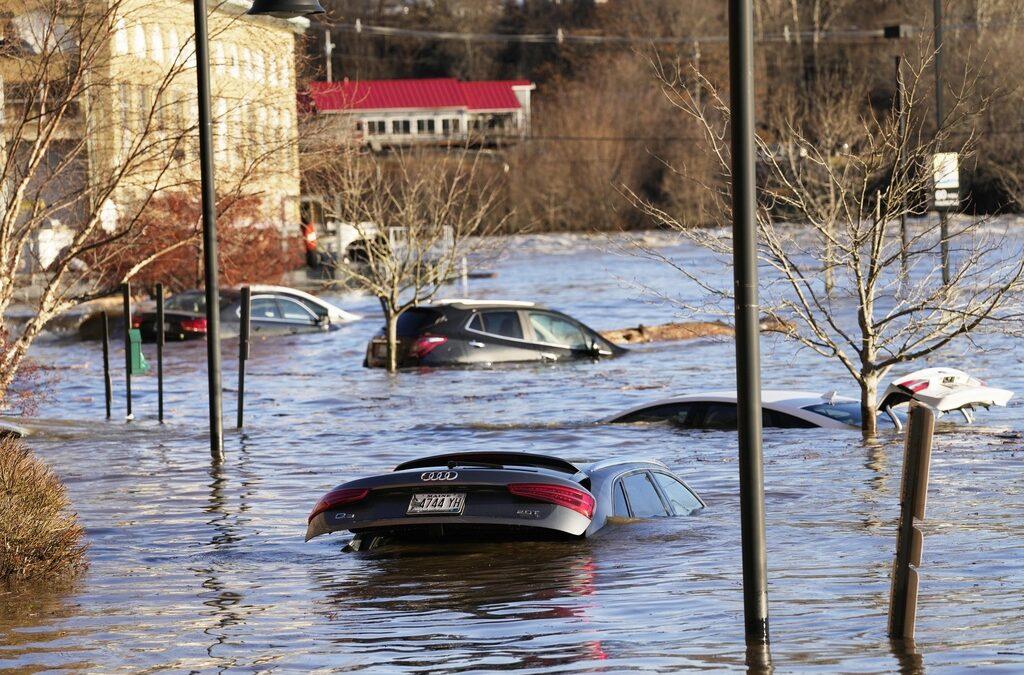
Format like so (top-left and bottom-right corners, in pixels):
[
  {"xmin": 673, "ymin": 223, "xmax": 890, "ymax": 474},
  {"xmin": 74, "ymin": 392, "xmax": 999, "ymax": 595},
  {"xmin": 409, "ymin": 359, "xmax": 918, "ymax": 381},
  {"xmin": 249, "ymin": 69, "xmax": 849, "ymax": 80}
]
[{"xmin": 307, "ymin": 79, "xmax": 532, "ymax": 113}]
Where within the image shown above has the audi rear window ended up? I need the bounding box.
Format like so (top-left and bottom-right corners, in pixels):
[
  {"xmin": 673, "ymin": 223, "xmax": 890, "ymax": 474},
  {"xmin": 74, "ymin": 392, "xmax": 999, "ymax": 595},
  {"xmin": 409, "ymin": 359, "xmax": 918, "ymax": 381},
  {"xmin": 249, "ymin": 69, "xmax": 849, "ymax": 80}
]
[{"xmin": 396, "ymin": 308, "xmax": 442, "ymax": 336}]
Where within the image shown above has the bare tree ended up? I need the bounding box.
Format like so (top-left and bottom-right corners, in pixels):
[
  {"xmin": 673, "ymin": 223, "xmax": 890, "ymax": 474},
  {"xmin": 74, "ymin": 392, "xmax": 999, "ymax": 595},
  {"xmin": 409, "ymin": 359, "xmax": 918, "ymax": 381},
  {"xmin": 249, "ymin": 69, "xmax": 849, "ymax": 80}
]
[
  {"xmin": 306, "ymin": 147, "xmax": 509, "ymax": 372},
  {"xmin": 0, "ymin": 0, "xmax": 297, "ymax": 403},
  {"xmin": 629, "ymin": 54, "xmax": 1024, "ymax": 434}
]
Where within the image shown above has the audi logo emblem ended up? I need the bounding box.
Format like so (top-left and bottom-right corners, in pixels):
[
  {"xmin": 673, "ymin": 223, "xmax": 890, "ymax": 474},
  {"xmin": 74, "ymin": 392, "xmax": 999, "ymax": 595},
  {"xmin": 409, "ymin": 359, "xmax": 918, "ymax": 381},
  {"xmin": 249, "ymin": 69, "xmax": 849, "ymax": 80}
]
[{"xmin": 420, "ymin": 471, "xmax": 458, "ymax": 481}]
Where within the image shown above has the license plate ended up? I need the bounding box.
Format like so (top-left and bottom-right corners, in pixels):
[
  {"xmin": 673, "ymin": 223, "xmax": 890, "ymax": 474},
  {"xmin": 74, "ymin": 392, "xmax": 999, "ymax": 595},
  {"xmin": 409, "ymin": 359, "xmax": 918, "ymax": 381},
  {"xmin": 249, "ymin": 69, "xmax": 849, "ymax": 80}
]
[{"xmin": 407, "ymin": 493, "xmax": 465, "ymax": 515}]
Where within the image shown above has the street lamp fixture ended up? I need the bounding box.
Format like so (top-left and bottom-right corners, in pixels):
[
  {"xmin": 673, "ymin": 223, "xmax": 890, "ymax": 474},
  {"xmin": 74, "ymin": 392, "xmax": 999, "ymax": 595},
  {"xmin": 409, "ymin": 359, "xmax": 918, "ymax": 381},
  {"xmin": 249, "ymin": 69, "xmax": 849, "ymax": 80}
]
[
  {"xmin": 192, "ymin": 0, "xmax": 323, "ymax": 460},
  {"xmin": 247, "ymin": 0, "xmax": 325, "ymax": 19}
]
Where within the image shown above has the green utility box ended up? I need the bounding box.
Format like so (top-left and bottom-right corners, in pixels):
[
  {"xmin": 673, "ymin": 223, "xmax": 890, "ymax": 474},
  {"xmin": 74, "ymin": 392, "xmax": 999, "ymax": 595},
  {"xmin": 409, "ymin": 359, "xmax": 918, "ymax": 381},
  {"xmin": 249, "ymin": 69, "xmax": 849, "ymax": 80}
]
[{"xmin": 128, "ymin": 329, "xmax": 149, "ymax": 375}]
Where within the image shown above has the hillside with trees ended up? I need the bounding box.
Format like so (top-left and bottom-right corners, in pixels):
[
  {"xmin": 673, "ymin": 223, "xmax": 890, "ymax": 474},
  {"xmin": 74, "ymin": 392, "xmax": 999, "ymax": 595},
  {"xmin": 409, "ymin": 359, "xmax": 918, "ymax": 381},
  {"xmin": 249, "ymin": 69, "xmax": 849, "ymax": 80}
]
[{"xmin": 302, "ymin": 0, "xmax": 1024, "ymax": 231}]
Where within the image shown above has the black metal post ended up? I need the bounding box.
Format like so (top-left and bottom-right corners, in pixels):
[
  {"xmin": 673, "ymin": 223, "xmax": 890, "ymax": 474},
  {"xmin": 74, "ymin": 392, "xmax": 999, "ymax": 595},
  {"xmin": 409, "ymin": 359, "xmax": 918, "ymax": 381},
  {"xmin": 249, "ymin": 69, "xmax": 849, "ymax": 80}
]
[
  {"xmin": 896, "ymin": 56, "xmax": 909, "ymax": 276},
  {"xmin": 156, "ymin": 283, "xmax": 165, "ymax": 423},
  {"xmin": 101, "ymin": 311, "xmax": 112, "ymax": 419},
  {"xmin": 934, "ymin": 0, "xmax": 950, "ymax": 284},
  {"xmin": 237, "ymin": 286, "xmax": 251, "ymax": 429},
  {"xmin": 121, "ymin": 282, "xmax": 132, "ymax": 420},
  {"xmin": 728, "ymin": 0, "xmax": 770, "ymax": 644},
  {"xmin": 193, "ymin": 0, "xmax": 224, "ymax": 459}
]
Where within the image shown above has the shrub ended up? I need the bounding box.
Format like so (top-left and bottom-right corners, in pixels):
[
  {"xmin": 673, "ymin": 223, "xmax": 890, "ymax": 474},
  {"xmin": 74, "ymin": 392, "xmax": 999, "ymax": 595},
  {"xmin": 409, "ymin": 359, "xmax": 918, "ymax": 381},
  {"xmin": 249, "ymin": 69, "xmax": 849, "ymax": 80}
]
[{"xmin": 0, "ymin": 438, "xmax": 87, "ymax": 583}]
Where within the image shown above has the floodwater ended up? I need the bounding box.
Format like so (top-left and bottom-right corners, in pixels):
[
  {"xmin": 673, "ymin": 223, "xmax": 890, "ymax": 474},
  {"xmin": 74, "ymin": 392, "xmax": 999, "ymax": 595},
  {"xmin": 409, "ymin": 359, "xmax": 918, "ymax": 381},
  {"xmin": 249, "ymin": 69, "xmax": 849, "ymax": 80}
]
[{"xmin": 2, "ymin": 232, "xmax": 1023, "ymax": 672}]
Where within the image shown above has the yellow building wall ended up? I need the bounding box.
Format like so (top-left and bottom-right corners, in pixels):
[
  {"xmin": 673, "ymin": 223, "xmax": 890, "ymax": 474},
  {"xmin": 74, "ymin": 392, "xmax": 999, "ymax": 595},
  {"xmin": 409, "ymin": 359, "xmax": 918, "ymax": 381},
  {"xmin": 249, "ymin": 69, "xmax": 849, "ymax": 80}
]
[{"xmin": 93, "ymin": 0, "xmax": 306, "ymax": 228}]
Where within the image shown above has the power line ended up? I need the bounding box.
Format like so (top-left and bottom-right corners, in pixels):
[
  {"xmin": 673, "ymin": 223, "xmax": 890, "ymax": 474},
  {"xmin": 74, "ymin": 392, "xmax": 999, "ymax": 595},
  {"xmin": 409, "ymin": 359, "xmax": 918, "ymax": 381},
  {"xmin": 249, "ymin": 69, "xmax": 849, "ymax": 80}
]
[{"xmin": 328, "ymin": 19, "xmax": 989, "ymax": 47}]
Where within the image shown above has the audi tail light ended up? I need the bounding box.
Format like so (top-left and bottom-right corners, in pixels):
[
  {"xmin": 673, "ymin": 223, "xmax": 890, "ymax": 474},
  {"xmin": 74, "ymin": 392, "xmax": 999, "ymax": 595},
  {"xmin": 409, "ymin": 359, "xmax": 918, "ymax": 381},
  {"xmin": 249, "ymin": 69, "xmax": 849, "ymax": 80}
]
[
  {"xmin": 409, "ymin": 334, "xmax": 447, "ymax": 359},
  {"xmin": 308, "ymin": 487, "xmax": 369, "ymax": 523},
  {"xmin": 180, "ymin": 317, "xmax": 208, "ymax": 333},
  {"xmin": 508, "ymin": 483, "xmax": 596, "ymax": 519},
  {"xmin": 131, "ymin": 315, "xmax": 142, "ymax": 328}
]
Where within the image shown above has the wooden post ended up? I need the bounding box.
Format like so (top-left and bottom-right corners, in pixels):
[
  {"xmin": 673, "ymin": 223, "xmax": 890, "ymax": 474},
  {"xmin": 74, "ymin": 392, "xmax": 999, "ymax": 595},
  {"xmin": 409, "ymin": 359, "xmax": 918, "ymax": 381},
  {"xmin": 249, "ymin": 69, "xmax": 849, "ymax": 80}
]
[
  {"xmin": 121, "ymin": 282, "xmax": 132, "ymax": 420},
  {"xmin": 889, "ymin": 403, "xmax": 935, "ymax": 639},
  {"xmin": 237, "ymin": 286, "xmax": 251, "ymax": 429},
  {"xmin": 156, "ymin": 283, "xmax": 165, "ymax": 423},
  {"xmin": 101, "ymin": 311, "xmax": 112, "ymax": 419}
]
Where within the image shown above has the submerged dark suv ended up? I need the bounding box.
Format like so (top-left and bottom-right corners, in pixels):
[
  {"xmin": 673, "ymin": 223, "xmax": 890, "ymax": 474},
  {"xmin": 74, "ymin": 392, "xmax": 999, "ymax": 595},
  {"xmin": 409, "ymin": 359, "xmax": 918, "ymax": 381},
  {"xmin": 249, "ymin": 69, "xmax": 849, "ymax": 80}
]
[{"xmin": 364, "ymin": 300, "xmax": 625, "ymax": 368}]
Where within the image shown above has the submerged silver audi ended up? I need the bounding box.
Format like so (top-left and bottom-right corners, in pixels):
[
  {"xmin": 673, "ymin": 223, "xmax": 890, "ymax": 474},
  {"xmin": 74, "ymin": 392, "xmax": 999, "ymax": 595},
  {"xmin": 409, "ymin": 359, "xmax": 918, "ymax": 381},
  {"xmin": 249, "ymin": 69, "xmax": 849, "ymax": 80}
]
[{"xmin": 306, "ymin": 451, "xmax": 705, "ymax": 550}]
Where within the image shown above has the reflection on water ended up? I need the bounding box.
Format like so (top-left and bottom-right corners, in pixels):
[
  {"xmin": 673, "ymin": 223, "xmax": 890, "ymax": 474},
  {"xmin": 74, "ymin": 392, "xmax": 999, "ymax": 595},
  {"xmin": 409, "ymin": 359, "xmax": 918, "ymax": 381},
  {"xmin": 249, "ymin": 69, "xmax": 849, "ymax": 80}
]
[{"xmin": 2, "ymin": 234, "xmax": 1023, "ymax": 671}]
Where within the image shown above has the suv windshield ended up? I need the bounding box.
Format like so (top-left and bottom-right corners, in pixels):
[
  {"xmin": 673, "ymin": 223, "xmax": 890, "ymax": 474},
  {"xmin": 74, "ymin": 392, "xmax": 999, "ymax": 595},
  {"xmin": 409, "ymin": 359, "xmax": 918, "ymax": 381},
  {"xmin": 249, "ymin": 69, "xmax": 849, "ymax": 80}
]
[{"xmin": 396, "ymin": 308, "xmax": 441, "ymax": 336}]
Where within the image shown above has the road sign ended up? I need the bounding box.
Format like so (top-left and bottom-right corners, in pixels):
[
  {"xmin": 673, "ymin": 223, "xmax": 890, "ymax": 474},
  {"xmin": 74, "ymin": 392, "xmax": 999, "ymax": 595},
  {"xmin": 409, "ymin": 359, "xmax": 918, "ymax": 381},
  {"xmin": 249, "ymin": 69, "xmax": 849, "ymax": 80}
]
[{"xmin": 932, "ymin": 152, "xmax": 959, "ymax": 210}]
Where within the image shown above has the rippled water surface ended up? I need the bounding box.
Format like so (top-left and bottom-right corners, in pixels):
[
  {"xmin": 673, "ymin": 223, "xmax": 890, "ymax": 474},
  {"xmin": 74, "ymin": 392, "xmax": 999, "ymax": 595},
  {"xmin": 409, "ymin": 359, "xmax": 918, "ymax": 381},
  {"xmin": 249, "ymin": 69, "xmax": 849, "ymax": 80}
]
[{"xmin": 3, "ymin": 233, "xmax": 1023, "ymax": 672}]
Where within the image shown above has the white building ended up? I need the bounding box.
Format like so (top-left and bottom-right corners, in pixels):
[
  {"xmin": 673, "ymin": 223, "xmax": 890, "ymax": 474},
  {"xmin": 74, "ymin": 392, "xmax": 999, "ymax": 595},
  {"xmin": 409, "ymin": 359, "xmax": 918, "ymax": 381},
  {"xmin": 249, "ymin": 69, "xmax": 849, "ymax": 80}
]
[{"xmin": 304, "ymin": 78, "xmax": 535, "ymax": 149}]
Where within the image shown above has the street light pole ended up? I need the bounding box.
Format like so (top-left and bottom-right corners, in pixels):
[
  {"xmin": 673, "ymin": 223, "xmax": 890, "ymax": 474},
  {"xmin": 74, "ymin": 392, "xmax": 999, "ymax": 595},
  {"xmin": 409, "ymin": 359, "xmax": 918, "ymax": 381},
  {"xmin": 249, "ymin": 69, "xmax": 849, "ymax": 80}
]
[
  {"xmin": 728, "ymin": 0, "xmax": 770, "ymax": 644},
  {"xmin": 192, "ymin": 0, "xmax": 224, "ymax": 460}
]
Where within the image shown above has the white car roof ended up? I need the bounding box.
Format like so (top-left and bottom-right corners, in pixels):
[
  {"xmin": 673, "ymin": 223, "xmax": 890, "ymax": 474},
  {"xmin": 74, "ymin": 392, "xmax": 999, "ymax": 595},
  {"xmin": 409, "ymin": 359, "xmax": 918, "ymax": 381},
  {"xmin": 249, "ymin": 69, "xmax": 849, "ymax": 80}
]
[
  {"xmin": 601, "ymin": 389, "xmax": 860, "ymax": 428},
  {"xmin": 245, "ymin": 284, "xmax": 361, "ymax": 322},
  {"xmin": 622, "ymin": 390, "xmax": 857, "ymax": 408}
]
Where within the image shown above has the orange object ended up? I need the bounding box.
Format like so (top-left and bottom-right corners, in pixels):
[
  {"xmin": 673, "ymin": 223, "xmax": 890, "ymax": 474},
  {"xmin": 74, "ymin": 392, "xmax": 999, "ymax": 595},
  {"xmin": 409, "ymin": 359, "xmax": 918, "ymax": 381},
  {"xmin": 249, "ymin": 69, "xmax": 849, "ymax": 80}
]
[{"xmin": 301, "ymin": 222, "xmax": 318, "ymax": 251}]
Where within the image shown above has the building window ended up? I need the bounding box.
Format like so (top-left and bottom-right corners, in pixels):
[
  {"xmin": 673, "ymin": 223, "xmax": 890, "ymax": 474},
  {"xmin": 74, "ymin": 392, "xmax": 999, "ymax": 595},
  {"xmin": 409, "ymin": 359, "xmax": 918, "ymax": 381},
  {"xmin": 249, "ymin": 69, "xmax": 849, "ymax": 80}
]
[
  {"xmin": 416, "ymin": 119, "xmax": 435, "ymax": 134},
  {"xmin": 391, "ymin": 119, "xmax": 410, "ymax": 135},
  {"xmin": 228, "ymin": 43, "xmax": 240, "ymax": 78},
  {"xmin": 132, "ymin": 24, "xmax": 146, "ymax": 57},
  {"xmin": 268, "ymin": 54, "xmax": 279, "ymax": 87},
  {"xmin": 355, "ymin": 121, "xmax": 363, "ymax": 132},
  {"xmin": 367, "ymin": 120, "xmax": 386, "ymax": 135},
  {"xmin": 148, "ymin": 26, "xmax": 163, "ymax": 62},
  {"xmin": 118, "ymin": 83, "xmax": 132, "ymax": 130},
  {"xmin": 114, "ymin": 18, "xmax": 129, "ymax": 54},
  {"xmin": 166, "ymin": 28, "xmax": 180, "ymax": 64},
  {"xmin": 137, "ymin": 85, "xmax": 151, "ymax": 127},
  {"xmin": 442, "ymin": 118, "xmax": 462, "ymax": 136},
  {"xmin": 213, "ymin": 42, "xmax": 225, "ymax": 74},
  {"xmin": 254, "ymin": 51, "xmax": 266, "ymax": 82}
]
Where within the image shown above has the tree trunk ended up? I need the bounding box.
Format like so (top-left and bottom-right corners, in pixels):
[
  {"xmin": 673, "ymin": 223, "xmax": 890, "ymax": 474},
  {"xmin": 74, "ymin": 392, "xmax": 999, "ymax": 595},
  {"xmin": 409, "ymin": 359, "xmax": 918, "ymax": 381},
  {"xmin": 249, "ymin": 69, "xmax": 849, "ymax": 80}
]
[
  {"xmin": 383, "ymin": 304, "xmax": 399, "ymax": 373},
  {"xmin": 860, "ymin": 372, "xmax": 879, "ymax": 437}
]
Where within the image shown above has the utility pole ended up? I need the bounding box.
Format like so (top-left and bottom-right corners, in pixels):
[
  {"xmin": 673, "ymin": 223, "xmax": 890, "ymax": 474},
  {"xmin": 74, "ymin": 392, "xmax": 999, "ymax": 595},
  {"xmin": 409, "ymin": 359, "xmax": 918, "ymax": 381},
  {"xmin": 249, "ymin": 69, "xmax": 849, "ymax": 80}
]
[
  {"xmin": 324, "ymin": 28, "xmax": 335, "ymax": 83},
  {"xmin": 728, "ymin": 0, "xmax": 770, "ymax": 645},
  {"xmin": 933, "ymin": 0, "xmax": 950, "ymax": 284}
]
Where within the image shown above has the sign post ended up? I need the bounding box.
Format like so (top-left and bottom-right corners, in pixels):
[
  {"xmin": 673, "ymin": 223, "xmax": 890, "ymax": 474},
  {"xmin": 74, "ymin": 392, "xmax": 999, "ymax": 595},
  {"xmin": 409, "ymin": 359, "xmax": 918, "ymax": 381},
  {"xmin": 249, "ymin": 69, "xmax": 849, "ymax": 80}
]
[{"xmin": 932, "ymin": 152, "xmax": 958, "ymax": 284}]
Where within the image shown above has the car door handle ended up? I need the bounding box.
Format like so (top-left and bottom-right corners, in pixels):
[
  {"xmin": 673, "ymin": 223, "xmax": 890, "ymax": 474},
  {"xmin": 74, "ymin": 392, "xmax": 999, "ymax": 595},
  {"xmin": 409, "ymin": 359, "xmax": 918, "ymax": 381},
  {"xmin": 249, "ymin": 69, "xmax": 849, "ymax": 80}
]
[
  {"xmin": 469, "ymin": 341, "xmax": 485, "ymax": 348},
  {"xmin": 540, "ymin": 352, "xmax": 558, "ymax": 361}
]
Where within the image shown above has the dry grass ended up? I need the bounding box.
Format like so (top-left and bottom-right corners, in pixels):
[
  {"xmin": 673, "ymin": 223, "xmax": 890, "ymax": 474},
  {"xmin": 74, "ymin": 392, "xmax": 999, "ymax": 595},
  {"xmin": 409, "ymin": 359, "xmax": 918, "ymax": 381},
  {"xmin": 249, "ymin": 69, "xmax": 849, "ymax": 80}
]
[{"xmin": 0, "ymin": 438, "xmax": 87, "ymax": 583}]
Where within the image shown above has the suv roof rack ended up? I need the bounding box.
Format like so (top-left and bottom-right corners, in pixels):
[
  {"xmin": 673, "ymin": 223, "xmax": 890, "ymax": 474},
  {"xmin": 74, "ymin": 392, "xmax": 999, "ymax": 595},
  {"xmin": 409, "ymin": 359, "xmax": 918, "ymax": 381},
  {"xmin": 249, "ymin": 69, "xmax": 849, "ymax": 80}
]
[
  {"xmin": 432, "ymin": 299, "xmax": 537, "ymax": 308},
  {"xmin": 394, "ymin": 451, "xmax": 579, "ymax": 474}
]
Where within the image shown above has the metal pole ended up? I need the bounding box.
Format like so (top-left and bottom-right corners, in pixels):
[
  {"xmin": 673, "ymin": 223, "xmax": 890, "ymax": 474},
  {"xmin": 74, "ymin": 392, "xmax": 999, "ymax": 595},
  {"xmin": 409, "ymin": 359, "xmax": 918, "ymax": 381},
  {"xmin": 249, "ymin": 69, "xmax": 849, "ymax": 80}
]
[
  {"xmin": 933, "ymin": 0, "xmax": 950, "ymax": 284},
  {"xmin": 896, "ymin": 56, "xmax": 909, "ymax": 276},
  {"xmin": 193, "ymin": 0, "xmax": 224, "ymax": 459},
  {"xmin": 728, "ymin": 0, "xmax": 770, "ymax": 644},
  {"xmin": 156, "ymin": 283, "xmax": 165, "ymax": 423},
  {"xmin": 101, "ymin": 310, "xmax": 112, "ymax": 419},
  {"xmin": 889, "ymin": 404, "xmax": 935, "ymax": 639},
  {"xmin": 121, "ymin": 282, "xmax": 132, "ymax": 420},
  {"xmin": 324, "ymin": 28, "xmax": 335, "ymax": 83},
  {"xmin": 237, "ymin": 286, "xmax": 251, "ymax": 429}
]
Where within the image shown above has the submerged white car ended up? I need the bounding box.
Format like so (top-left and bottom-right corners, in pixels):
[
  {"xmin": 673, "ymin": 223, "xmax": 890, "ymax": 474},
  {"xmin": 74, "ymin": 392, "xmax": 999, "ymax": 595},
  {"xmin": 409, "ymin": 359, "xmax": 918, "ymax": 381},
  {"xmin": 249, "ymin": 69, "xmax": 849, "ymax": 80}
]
[
  {"xmin": 247, "ymin": 285, "xmax": 361, "ymax": 323},
  {"xmin": 603, "ymin": 368, "xmax": 1013, "ymax": 431}
]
